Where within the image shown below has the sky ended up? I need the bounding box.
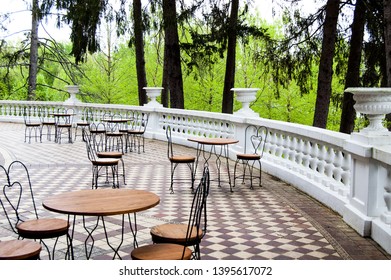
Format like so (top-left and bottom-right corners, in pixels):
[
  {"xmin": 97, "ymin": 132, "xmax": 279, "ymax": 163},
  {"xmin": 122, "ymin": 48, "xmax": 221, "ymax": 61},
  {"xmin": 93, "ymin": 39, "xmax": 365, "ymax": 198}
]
[{"xmin": 0, "ymin": 0, "xmax": 317, "ymax": 43}]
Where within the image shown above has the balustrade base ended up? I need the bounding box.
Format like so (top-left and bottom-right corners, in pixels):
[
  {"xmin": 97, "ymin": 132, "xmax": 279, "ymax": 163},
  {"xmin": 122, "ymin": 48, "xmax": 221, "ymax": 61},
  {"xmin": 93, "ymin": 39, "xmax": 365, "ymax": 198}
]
[
  {"xmin": 351, "ymin": 132, "xmax": 391, "ymax": 146},
  {"xmin": 372, "ymin": 218, "xmax": 391, "ymax": 254},
  {"xmin": 343, "ymin": 204, "xmax": 373, "ymax": 237}
]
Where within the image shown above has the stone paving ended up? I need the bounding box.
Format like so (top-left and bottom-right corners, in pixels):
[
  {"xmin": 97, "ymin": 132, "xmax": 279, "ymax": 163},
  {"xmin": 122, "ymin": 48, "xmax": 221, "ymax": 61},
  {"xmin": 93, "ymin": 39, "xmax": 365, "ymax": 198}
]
[{"xmin": 0, "ymin": 122, "xmax": 390, "ymax": 260}]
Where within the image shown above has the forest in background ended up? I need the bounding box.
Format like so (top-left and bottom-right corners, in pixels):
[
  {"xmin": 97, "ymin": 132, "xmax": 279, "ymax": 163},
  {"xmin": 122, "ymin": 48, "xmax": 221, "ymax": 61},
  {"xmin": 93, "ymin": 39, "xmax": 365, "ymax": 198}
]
[{"xmin": 0, "ymin": 0, "xmax": 389, "ymax": 132}]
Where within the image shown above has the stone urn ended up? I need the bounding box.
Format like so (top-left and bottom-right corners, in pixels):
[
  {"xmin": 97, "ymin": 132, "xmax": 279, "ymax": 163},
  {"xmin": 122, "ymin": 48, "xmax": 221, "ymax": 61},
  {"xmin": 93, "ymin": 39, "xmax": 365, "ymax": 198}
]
[
  {"xmin": 144, "ymin": 87, "xmax": 163, "ymax": 107},
  {"xmin": 64, "ymin": 85, "xmax": 80, "ymax": 104},
  {"xmin": 346, "ymin": 87, "xmax": 391, "ymax": 135},
  {"xmin": 231, "ymin": 88, "xmax": 259, "ymax": 117}
]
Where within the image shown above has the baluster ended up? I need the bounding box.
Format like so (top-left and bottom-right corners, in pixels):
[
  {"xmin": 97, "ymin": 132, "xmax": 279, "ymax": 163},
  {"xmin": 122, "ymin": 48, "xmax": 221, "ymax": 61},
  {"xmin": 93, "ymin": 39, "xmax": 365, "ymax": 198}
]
[{"xmin": 381, "ymin": 169, "xmax": 391, "ymax": 224}]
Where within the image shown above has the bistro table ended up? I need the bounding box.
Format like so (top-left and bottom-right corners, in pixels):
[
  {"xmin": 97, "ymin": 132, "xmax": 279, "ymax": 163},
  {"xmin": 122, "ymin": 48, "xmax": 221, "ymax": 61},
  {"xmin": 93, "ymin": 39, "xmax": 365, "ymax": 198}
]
[
  {"xmin": 43, "ymin": 188, "xmax": 160, "ymax": 260},
  {"xmin": 188, "ymin": 137, "xmax": 238, "ymax": 192},
  {"xmin": 49, "ymin": 112, "xmax": 76, "ymax": 143}
]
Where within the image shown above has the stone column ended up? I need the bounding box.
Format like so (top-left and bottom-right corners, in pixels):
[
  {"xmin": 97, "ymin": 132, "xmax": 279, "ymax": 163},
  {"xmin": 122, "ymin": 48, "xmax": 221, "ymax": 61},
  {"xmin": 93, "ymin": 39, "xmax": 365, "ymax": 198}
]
[{"xmin": 343, "ymin": 87, "xmax": 391, "ymax": 236}]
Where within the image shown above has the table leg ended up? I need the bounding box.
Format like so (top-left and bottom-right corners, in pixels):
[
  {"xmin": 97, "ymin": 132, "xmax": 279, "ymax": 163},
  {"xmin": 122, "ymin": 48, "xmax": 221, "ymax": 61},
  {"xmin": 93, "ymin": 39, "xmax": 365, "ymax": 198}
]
[
  {"xmin": 127, "ymin": 213, "xmax": 138, "ymax": 248},
  {"xmin": 82, "ymin": 216, "xmax": 100, "ymax": 259},
  {"xmin": 101, "ymin": 216, "xmax": 125, "ymax": 260}
]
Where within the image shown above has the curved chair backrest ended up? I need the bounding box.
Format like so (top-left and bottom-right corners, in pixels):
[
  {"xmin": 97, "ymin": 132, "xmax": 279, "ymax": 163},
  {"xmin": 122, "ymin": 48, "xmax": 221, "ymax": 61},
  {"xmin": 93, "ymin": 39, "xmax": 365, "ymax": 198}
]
[
  {"xmin": 166, "ymin": 125, "xmax": 174, "ymax": 159},
  {"xmin": 23, "ymin": 107, "xmax": 39, "ymax": 125},
  {"xmin": 0, "ymin": 161, "xmax": 39, "ymax": 235},
  {"xmin": 183, "ymin": 166, "xmax": 210, "ymax": 259},
  {"xmin": 244, "ymin": 125, "xmax": 268, "ymax": 157},
  {"xmin": 83, "ymin": 129, "xmax": 99, "ymax": 162},
  {"xmin": 89, "ymin": 122, "xmax": 106, "ymax": 151},
  {"xmin": 132, "ymin": 112, "xmax": 149, "ymax": 133}
]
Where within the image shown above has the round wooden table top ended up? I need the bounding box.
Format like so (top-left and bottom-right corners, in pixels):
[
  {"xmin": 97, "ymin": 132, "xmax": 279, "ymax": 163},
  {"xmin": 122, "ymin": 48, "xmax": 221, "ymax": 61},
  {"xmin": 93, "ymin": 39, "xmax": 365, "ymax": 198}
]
[
  {"xmin": 43, "ymin": 189, "xmax": 160, "ymax": 216},
  {"xmin": 188, "ymin": 137, "xmax": 238, "ymax": 145}
]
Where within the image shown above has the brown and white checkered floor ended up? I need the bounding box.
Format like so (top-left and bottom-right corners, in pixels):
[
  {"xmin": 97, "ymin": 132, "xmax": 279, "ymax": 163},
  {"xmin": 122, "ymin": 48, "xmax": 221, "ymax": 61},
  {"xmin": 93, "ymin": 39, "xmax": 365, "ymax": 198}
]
[{"xmin": 0, "ymin": 122, "xmax": 390, "ymax": 260}]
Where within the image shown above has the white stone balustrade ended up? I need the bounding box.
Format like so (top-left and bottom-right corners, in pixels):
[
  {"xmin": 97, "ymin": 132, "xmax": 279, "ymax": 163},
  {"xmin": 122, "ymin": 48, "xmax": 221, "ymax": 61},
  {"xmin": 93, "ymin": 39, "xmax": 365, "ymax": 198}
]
[{"xmin": 1, "ymin": 87, "xmax": 391, "ymax": 254}]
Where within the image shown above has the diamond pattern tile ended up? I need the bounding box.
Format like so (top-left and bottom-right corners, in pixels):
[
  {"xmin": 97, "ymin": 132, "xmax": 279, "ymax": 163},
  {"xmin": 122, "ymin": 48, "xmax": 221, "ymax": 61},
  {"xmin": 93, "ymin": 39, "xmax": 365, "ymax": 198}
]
[{"xmin": 0, "ymin": 122, "xmax": 390, "ymax": 260}]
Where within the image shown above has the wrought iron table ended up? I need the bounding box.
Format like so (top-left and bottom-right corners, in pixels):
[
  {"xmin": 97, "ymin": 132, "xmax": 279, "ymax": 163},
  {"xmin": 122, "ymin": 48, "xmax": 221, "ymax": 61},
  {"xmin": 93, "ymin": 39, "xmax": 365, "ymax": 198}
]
[
  {"xmin": 188, "ymin": 137, "xmax": 238, "ymax": 192},
  {"xmin": 43, "ymin": 188, "xmax": 160, "ymax": 259}
]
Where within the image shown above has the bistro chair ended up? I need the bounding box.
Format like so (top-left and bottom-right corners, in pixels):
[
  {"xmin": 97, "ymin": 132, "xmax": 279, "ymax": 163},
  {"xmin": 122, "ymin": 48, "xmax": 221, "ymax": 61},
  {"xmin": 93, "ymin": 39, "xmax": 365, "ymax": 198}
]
[
  {"xmin": 55, "ymin": 108, "xmax": 74, "ymax": 144},
  {"xmin": 23, "ymin": 106, "xmax": 41, "ymax": 143},
  {"xmin": 83, "ymin": 129, "xmax": 120, "ymax": 189},
  {"xmin": 104, "ymin": 113, "xmax": 126, "ymax": 155},
  {"xmin": 233, "ymin": 125, "xmax": 268, "ymax": 189},
  {"xmin": 0, "ymin": 239, "xmax": 42, "ymax": 260},
  {"xmin": 0, "ymin": 160, "xmax": 70, "ymax": 260},
  {"xmin": 166, "ymin": 125, "xmax": 195, "ymax": 194},
  {"xmin": 38, "ymin": 107, "xmax": 56, "ymax": 141},
  {"xmin": 89, "ymin": 123, "xmax": 126, "ymax": 185},
  {"xmin": 126, "ymin": 112, "xmax": 149, "ymax": 153},
  {"xmin": 131, "ymin": 166, "xmax": 210, "ymax": 260},
  {"xmin": 74, "ymin": 107, "xmax": 93, "ymax": 141}
]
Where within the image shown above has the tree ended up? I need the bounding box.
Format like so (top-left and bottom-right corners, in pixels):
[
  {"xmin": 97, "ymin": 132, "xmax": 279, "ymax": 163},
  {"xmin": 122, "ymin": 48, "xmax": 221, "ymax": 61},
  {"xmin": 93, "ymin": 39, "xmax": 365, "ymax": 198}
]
[
  {"xmin": 132, "ymin": 0, "xmax": 148, "ymax": 106},
  {"xmin": 339, "ymin": 0, "xmax": 366, "ymax": 133},
  {"xmin": 28, "ymin": 0, "xmax": 39, "ymax": 100},
  {"xmin": 313, "ymin": 0, "xmax": 340, "ymax": 128},
  {"xmin": 162, "ymin": 0, "xmax": 184, "ymax": 109},
  {"xmin": 384, "ymin": 0, "xmax": 391, "ymax": 86},
  {"xmin": 221, "ymin": 0, "xmax": 239, "ymax": 114}
]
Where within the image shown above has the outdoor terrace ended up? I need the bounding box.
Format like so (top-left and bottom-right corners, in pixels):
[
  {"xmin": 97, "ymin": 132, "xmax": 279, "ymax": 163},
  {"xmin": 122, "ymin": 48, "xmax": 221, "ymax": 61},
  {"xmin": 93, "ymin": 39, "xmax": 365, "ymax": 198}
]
[{"xmin": 0, "ymin": 87, "xmax": 391, "ymax": 260}]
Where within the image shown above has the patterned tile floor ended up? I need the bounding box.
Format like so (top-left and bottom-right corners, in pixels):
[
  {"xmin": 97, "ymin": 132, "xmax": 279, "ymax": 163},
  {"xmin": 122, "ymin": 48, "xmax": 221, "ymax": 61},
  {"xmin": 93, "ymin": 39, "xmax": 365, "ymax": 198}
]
[{"xmin": 0, "ymin": 122, "xmax": 390, "ymax": 260}]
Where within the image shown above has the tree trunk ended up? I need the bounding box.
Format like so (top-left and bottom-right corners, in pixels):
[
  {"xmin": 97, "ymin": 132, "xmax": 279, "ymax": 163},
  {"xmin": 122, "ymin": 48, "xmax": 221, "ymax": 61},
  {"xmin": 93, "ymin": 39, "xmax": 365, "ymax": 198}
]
[
  {"xmin": 221, "ymin": 0, "xmax": 239, "ymax": 114},
  {"xmin": 133, "ymin": 0, "xmax": 148, "ymax": 106},
  {"xmin": 339, "ymin": 0, "xmax": 366, "ymax": 134},
  {"xmin": 384, "ymin": 0, "xmax": 391, "ymax": 86},
  {"xmin": 162, "ymin": 0, "xmax": 184, "ymax": 109},
  {"xmin": 313, "ymin": 0, "xmax": 340, "ymax": 128},
  {"xmin": 28, "ymin": 0, "xmax": 39, "ymax": 100}
]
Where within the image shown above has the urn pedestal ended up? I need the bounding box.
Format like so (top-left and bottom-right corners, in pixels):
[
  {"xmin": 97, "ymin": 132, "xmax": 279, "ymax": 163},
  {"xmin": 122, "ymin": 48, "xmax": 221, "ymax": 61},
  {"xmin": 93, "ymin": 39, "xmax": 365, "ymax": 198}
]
[
  {"xmin": 144, "ymin": 87, "xmax": 163, "ymax": 107},
  {"xmin": 232, "ymin": 88, "xmax": 259, "ymax": 117}
]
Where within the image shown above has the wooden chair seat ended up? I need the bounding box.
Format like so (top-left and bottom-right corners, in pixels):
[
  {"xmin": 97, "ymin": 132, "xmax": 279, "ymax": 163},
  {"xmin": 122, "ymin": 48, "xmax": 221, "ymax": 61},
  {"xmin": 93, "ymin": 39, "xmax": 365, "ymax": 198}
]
[
  {"xmin": 16, "ymin": 218, "xmax": 70, "ymax": 239},
  {"xmin": 0, "ymin": 240, "xmax": 41, "ymax": 260},
  {"xmin": 131, "ymin": 243, "xmax": 192, "ymax": 260},
  {"xmin": 97, "ymin": 151, "xmax": 123, "ymax": 158},
  {"xmin": 151, "ymin": 224, "xmax": 203, "ymax": 245},
  {"xmin": 127, "ymin": 130, "xmax": 144, "ymax": 135},
  {"xmin": 26, "ymin": 123, "xmax": 41, "ymax": 127},
  {"xmin": 76, "ymin": 122, "xmax": 89, "ymax": 126},
  {"xmin": 92, "ymin": 158, "xmax": 119, "ymax": 166},
  {"xmin": 170, "ymin": 155, "xmax": 196, "ymax": 164},
  {"xmin": 236, "ymin": 153, "xmax": 261, "ymax": 160}
]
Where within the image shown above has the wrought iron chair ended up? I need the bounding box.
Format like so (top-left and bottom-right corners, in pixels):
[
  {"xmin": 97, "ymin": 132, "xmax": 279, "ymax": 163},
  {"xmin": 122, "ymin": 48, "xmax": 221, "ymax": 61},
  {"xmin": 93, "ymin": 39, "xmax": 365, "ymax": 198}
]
[
  {"xmin": 23, "ymin": 106, "xmax": 41, "ymax": 143},
  {"xmin": 233, "ymin": 125, "xmax": 268, "ymax": 189},
  {"xmin": 74, "ymin": 107, "xmax": 93, "ymax": 141},
  {"xmin": 126, "ymin": 112, "xmax": 149, "ymax": 153},
  {"xmin": 89, "ymin": 122, "xmax": 126, "ymax": 185},
  {"xmin": 38, "ymin": 107, "xmax": 56, "ymax": 141},
  {"xmin": 0, "ymin": 239, "xmax": 42, "ymax": 260},
  {"xmin": 55, "ymin": 108, "xmax": 74, "ymax": 144},
  {"xmin": 83, "ymin": 129, "xmax": 120, "ymax": 189},
  {"xmin": 131, "ymin": 166, "xmax": 210, "ymax": 260},
  {"xmin": 166, "ymin": 125, "xmax": 195, "ymax": 194},
  {"xmin": 0, "ymin": 161, "xmax": 70, "ymax": 260},
  {"xmin": 104, "ymin": 113, "xmax": 126, "ymax": 155}
]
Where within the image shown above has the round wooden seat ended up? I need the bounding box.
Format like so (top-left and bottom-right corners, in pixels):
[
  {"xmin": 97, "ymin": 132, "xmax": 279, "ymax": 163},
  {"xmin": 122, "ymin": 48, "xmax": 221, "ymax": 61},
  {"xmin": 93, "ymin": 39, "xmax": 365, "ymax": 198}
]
[
  {"xmin": 16, "ymin": 218, "xmax": 70, "ymax": 239},
  {"xmin": 131, "ymin": 243, "xmax": 192, "ymax": 260},
  {"xmin": 92, "ymin": 158, "xmax": 119, "ymax": 166},
  {"xmin": 97, "ymin": 151, "xmax": 123, "ymax": 158},
  {"xmin": 236, "ymin": 153, "xmax": 261, "ymax": 160},
  {"xmin": 150, "ymin": 224, "xmax": 202, "ymax": 245},
  {"xmin": 0, "ymin": 240, "xmax": 41, "ymax": 260},
  {"xmin": 170, "ymin": 155, "xmax": 196, "ymax": 164}
]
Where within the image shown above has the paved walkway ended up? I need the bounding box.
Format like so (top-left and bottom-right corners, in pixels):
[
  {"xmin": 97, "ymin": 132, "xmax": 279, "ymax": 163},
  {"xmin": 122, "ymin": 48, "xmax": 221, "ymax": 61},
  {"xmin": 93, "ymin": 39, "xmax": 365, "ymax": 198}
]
[{"xmin": 0, "ymin": 122, "xmax": 390, "ymax": 260}]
